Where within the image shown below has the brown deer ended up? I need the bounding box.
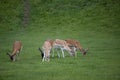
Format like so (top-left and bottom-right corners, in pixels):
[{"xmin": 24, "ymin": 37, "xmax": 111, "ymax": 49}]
[
  {"xmin": 65, "ymin": 39, "xmax": 88, "ymax": 56},
  {"xmin": 52, "ymin": 39, "xmax": 75, "ymax": 57},
  {"xmin": 39, "ymin": 40, "xmax": 52, "ymax": 62},
  {"xmin": 7, "ymin": 41, "xmax": 22, "ymax": 61}
]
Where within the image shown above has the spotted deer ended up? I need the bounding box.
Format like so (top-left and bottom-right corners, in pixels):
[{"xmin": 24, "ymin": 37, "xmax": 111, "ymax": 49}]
[
  {"xmin": 52, "ymin": 39, "xmax": 75, "ymax": 58},
  {"xmin": 7, "ymin": 41, "xmax": 22, "ymax": 61},
  {"xmin": 39, "ymin": 40, "xmax": 53, "ymax": 62},
  {"xmin": 65, "ymin": 39, "xmax": 88, "ymax": 56}
]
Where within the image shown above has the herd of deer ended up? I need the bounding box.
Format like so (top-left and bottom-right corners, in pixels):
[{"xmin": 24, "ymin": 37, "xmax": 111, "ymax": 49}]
[{"xmin": 7, "ymin": 39, "xmax": 88, "ymax": 62}]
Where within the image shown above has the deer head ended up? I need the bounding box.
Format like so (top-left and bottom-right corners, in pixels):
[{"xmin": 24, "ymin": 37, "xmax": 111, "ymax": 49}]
[{"xmin": 82, "ymin": 48, "xmax": 89, "ymax": 55}]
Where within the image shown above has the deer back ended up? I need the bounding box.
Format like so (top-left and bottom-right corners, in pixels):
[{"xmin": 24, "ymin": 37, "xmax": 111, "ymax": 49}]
[{"xmin": 11, "ymin": 41, "xmax": 22, "ymax": 55}]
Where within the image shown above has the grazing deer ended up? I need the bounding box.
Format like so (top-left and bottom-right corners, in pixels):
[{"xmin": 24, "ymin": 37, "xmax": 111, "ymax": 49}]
[
  {"xmin": 7, "ymin": 41, "xmax": 22, "ymax": 61},
  {"xmin": 65, "ymin": 39, "xmax": 88, "ymax": 56},
  {"xmin": 39, "ymin": 39, "xmax": 64, "ymax": 59},
  {"xmin": 39, "ymin": 40, "xmax": 52, "ymax": 62},
  {"xmin": 52, "ymin": 39, "xmax": 75, "ymax": 58}
]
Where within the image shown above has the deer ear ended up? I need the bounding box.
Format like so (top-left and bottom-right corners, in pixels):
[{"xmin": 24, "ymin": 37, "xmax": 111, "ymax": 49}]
[
  {"xmin": 7, "ymin": 52, "xmax": 11, "ymax": 56},
  {"xmin": 6, "ymin": 53, "xmax": 12, "ymax": 61}
]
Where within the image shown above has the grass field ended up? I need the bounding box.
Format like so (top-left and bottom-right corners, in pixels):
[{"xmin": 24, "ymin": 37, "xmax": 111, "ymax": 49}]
[{"xmin": 0, "ymin": 0, "xmax": 120, "ymax": 80}]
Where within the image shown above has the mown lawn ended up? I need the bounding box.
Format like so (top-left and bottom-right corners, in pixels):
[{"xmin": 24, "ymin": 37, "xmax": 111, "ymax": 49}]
[{"xmin": 0, "ymin": 29, "xmax": 120, "ymax": 80}]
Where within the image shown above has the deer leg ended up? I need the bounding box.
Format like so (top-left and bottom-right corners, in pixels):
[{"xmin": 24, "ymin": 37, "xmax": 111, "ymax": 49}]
[
  {"xmin": 12, "ymin": 55, "xmax": 16, "ymax": 62},
  {"xmin": 73, "ymin": 47, "xmax": 77, "ymax": 57},
  {"xmin": 57, "ymin": 49, "xmax": 60, "ymax": 58},
  {"xmin": 52, "ymin": 48, "xmax": 55, "ymax": 57},
  {"xmin": 16, "ymin": 51, "xmax": 20, "ymax": 60},
  {"xmin": 47, "ymin": 56, "xmax": 50, "ymax": 62},
  {"xmin": 42, "ymin": 56, "xmax": 45, "ymax": 62},
  {"xmin": 42, "ymin": 51, "xmax": 45, "ymax": 62},
  {"xmin": 61, "ymin": 48, "xmax": 65, "ymax": 58}
]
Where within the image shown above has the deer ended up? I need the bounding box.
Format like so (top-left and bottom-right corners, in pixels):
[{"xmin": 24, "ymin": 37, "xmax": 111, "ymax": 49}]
[
  {"xmin": 52, "ymin": 39, "xmax": 75, "ymax": 58},
  {"xmin": 39, "ymin": 39, "xmax": 76, "ymax": 62},
  {"xmin": 39, "ymin": 39, "xmax": 53, "ymax": 62},
  {"xmin": 65, "ymin": 39, "xmax": 88, "ymax": 56},
  {"xmin": 7, "ymin": 41, "xmax": 22, "ymax": 62}
]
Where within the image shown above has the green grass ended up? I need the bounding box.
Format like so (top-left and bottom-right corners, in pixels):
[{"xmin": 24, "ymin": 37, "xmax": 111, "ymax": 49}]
[
  {"xmin": 0, "ymin": 30, "xmax": 120, "ymax": 80},
  {"xmin": 0, "ymin": 0, "xmax": 120, "ymax": 80}
]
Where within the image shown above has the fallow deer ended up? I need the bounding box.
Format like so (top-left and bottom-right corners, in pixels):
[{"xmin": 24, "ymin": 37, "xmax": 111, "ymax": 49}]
[
  {"xmin": 65, "ymin": 39, "xmax": 88, "ymax": 56},
  {"xmin": 52, "ymin": 39, "xmax": 75, "ymax": 58},
  {"xmin": 39, "ymin": 40, "xmax": 52, "ymax": 62},
  {"xmin": 7, "ymin": 41, "xmax": 22, "ymax": 61}
]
